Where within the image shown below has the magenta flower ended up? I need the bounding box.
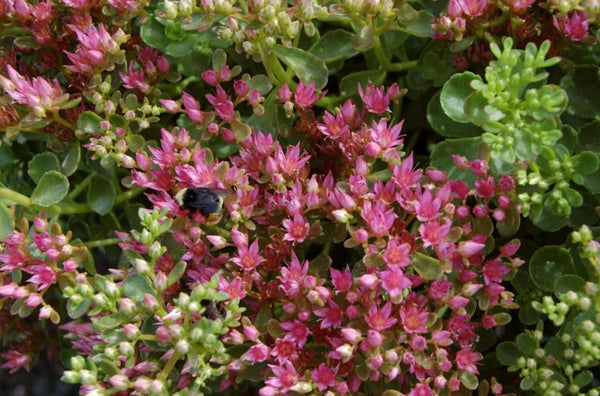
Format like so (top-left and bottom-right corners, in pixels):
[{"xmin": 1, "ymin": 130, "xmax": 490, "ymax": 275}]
[
  {"xmin": 456, "ymin": 347, "xmax": 482, "ymax": 374},
  {"xmin": 271, "ymin": 338, "xmax": 298, "ymax": 363},
  {"xmin": 0, "ymin": 65, "xmax": 71, "ymax": 117},
  {"xmin": 278, "ymin": 252, "xmax": 309, "ymax": 298},
  {"xmin": 330, "ymin": 267, "xmax": 353, "ymax": 292},
  {"xmin": 311, "ymin": 364, "xmax": 336, "ymax": 391},
  {"xmin": 400, "ymin": 306, "xmax": 429, "ymax": 333},
  {"xmin": 361, "ymin": 201, "xmax": 395, "ymax": 237},
  {"xmin": 280, "ymin": 320, "xmax": 310, "ymax": 348},
  {"xmin": 119, "ymin": 62, "xmax": 151, "ymax": 94},
  {"xmin": 314, "ymin": 299, "xmax": 344, "ymax": 329},
  {"xmin": 383, "ymin": 238, "xmax": 411, "ymax": 267},
  {"xmin": 282, "ymin": 213, "xmax": 309, "ymax": 243},
  {"xmin": 262, "ymin": 362, "xmax": 299, "ymax": 394},
  {"xmin": 231, "ymin": 239, "xmax": 264, "ymax": 271},
  {"xmin": 206, "ymin": 85, "xmax": 235, "ymax": 122},
  {"xmin": 365, "ymin": 303, "xmax": 398, "ymax": 331},
  {"xmin": 358, "ymin": 83, "xmax": 391, "ymax": 114},
  {"xmin": 24, "ymin": 263, "xmax": 57, "ymax": 290},
  {"xmin": 294, "ymin": 81, "xmax": 324, "ymax": 110},
  {"xmin": 64, "ymin": 24, "xmax": 126, "ymax": 75},
  {"xmin": 0, "ymin": 350, "xmax": 32, "ymax": 374},
  {"xmin": 318, "ymin": 111, "xmax": 349, "ymax": 140},
  {"xmin": 381, "ymin": 267, "xmax": 412, "ymax": 301},
  {"xmin": 245, "ymin": 343, "xmax": 270, "ymax": 362},
  {"xmin": 553, "ymin": 11, "xmax": 589, "ymax": 42}
]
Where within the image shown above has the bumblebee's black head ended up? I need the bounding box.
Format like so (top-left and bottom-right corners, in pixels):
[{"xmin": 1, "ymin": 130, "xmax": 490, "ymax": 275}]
[{"xmin": 176, "ymin": 187, "xmax": 224, "ymax": 216}]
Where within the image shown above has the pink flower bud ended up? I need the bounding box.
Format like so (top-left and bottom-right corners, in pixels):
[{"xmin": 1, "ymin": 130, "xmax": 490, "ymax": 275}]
[
  {"xmin": 159, "ymin": 99, "xmax": 181, "ymax": 113},
  {"xmin": 341, "ymin": 328, "xmax": 362, "ymax": 344},
  {"xmin": 122, "ymin": 323, "xmax": 140, "ymax": 339},
  {"xmin": 366, "ymin": 329, "xmax": 382, "ymax": 348},
  {"xmin": 278, "ymin": 84, "xmax": 292, "ymax": 102},
  {"xmin": 143, "ymin": 293, "xmax": 159, "ymax": 311},
  {"xmin": 359, "ymin": 273, "xmax": 379, "ymax": 289},
  {"xmin": 234, "ymin": 80, "xmax": 249, "ymax": 97},
  {"xmin": 243, "ymin": 324, "xmax": 260, "ymax": 341},
  {"xmin": 298, "ymin": 309, "xmax": 311, "ymax": 321},
  {"xmin": 201, "ymin": 70, "xmax": 219, "ymax": 86}
]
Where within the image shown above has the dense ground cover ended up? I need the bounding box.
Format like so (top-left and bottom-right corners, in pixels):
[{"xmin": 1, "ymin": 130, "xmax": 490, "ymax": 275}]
[{"xmin": 0, "ymin": 0, "xmax": 599, "ymax": 394}]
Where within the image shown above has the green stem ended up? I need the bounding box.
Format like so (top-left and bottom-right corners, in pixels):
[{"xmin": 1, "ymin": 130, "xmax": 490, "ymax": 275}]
[
  {"xmin": 160, "ymin": 350, "xmax": 182, "ymax": 380},
  {"xmin": 263, "ymin": 52, "xmax": 293, "ymax": 87},
  {"xmin": 404, "ymin": 129, "xmax": 421, "ymax": 153},
  {"xmin": 0, "ymin": 188, "xmax": 31, "ymax": 207},
  {"xmin": 84, "ymin": 238, "xmax": 121, "ymax": 249},
  {"xmin": 373, "ymin": 35, "xmax": 391, "ymax": 70},
  {"xmin": 52, "ymin": 112, "xmax": 77, "ymax": 131},
  {"xmin": 388, "ymin": 60, "xmax": 418, "ymax": 72},
  {"xmin": 315, "ymin": 95, "xmax": 347, "ymax": 108},
  {"xmin": 68, "ymin": 174, "xmax": 93, "ymax": 200}
]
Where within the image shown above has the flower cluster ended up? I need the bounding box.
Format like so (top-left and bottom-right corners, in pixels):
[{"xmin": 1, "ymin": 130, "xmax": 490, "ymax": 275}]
[{"xmin": 122, "ymin": 82, "xmax": 523, "ymax": 393}]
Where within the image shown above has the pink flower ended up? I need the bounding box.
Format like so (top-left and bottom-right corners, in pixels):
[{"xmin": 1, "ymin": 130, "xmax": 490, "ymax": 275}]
[
  {"xmin": 358, "ymin": 83, "xmax": 392, "ymax": 114},
  {"xmin": 294, "ymin": 81, "xmax": 324, "ymax": 110},
  {"xmin": 400, "ymin": 306, "xmax": 429, "ymax": 333},
  {"xmin": 206, "ymin": 85, "xmax": 235, "ymax": 122},
  {"xmin": 279, "ymin": 252, "xmax": 309, "ymax": 298},
  {"xmin": 231, "ymin": 239, "xmax": 264, "ymax": 271},
  {"xmin": 282, "ymin": 213, "xmax": 309, "ymax": 243},
  {"xmin": 456, "ymin": 347, "xmax": 482, "ymax": 374},
  {"xmin": 311, "ymin": 364, "xmax": 336, "ymax": 391},
  {"xmin": 24, "ymin": 264, "xmax": 57, "ymax": 290},
  {"xmin": 314, "ymin": 299, "xmax": 344, "ymax": 329},
  {"xmin": 318, "ymin": 111, "xmax": 349, "ymax": 140},
  {"xmin": 483, "ymin": 259, "xmax": 510, "ymax": 284},
  {"xmin": 474, "ymin": 176, "xmax": 495, "ymax": 199},
  {"xmin": 361, "ymin": 201, "xmax": 395, "ymax": 237},
  {"xmin": 262, "ymin": 362, "xmax": 299, "ymax": 394},
  {"xmin": 365, "ymin": 303, "xmax": 398, "ymax": 331},
  {"xmin": 246, "ymin": 343, "xmax": 270, "ymax": 362},
  {"xmin": 553, "ymin": 11, "xmax": 589, "ymax": 42},
  {"xmin": 0, "ymin": 65, "xmax": 70, "ymax": 117},
  {"xmin": 280, "ymin": 320, "xmax": 310, "ymax": 348},
  {"xmin": 0, "ymin": 350, "xmax": 32, "ymax": 374},
  {"xmin": 381, "ymin": 267, "xmax": 411, "ymax": 300},
  {"xmin": 119, "ymin": 62, "xmax": 151, "ymax": 94},
  {"xmin": 64, "ymin": 24, "xmax": 126, "ymax": 75},
  {"xmin": 412, "ymin": 187, "xmax": 442, "ymax": 222},
  {"xmin": 383, "ymin": 238, "xmax": 411, "ymax": 267},
  {"xmin": 330, "ymin": 267, "xmax": 353, "ymax": 292},
  {"xmin": 453, "ymin": 0, "xmax": 487, "ymax": 17},
  {"xmin": 271, "ymin": 338, "xmax": 298, "ymax": 363}
]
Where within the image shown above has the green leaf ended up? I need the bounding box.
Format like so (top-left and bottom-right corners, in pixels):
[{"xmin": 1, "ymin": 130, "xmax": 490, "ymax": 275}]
[
  {"xmin": 578, "ymin": 120, "xmax": 600, "ymax": 153},
  {"xmin": 140, "ymin": 16, "xmax": 170, "ymax": 49},
  {"xmin": 465, "ymin": 91, "xmax": 504, "ymax": 126},
  {"xmin": 166, "ymin": 261, "xmax": 187, "ymax": 288},
  {"xmin": 430, "ymin": 137, "xmax": 480, "ymax": 183},
  {"xmin": 309, "ymin": 29, "xmax": 358, "ymax": 62},
  {"xmin": 571, "ymin": 151, "xmax": 599, "ymax": 175},
  {"xmin": 0, "ymin": 203, "xmax": 13, "ymax": 240},
  {"xmin": 27, "ymin": 152, "xmax": 60, "ymax": 183},
  {"xmin": 560, "ymin": 65, "xmax": 600, "ymax": 118},
  {"xmin": 516, "ymin": 333, "xmax": 537, "ymax": 357},
  {"xmin": 61, "ymin": 143, "xmax": 81, "ymax": 176},
  {"xmin": 496, "ymin": 205, "xmax": 521, "ymax": 237},
  {"xmin": 401, "ymin": 10, "xmax": 434, "ymax": 37},
  {"xmin": 518, "ymin": 305, "xmax": 540, "ymax": 326},
  {"xmin": 529, "ymin": 246, "xmax": 575, "ymax": 292},
  {"xmin": 247, "ymin": 74, "xmax": 273, "ymax": 95},
  {"xmin": 30, "ymin": 171, "xmax": 69, "ymax": 207},
  {"xmin": 496, "ymin": 341, "xmax": 521, "ymax": 366},
  {"xmin": 529, "ymin": 200, "xmax": 569, "ymax": 232},
  {"xmin": 412, "ymin": 252, "xmax": 442, "ymax": 280},
  {"xmin": 77, "ymin": 111, "xmax": 104, "ymax": 134},
  {"xmin": 67, "ymin": 298, "xmax": 91, "ymax": 319},
  {"xmin": 123, "ymin": 273, "xmax": 156, "ymax": 303},
  {"xmin": 440, "ymin": 72, "xmax": 480, "ymax": 123},
  {"xmin": 308, "ymin": 253, "xmax": 331, "ymax": 276},
  {"xmin": 273, "ymin": 45, "xmax": 328, "ymax": 89},
  {"xmin": 231, "ymin": 120, "xmax": 252, "ymax": 141},
  {"xmin": 427, "ymin": 91, "xmax": 482, "ymax": 138},
  {"xmin": 339, "ymin": 69, "xmax": 386, "ymax": 97},
  {"xmin": 574, "ymin": 371, "xmax": 593, "ymax": 388},
  {"xmin": 87, "ymin": 174, "xmax": 116, "ymax": 215},
  {"xmin": 165, "ymin": 35, "xmax": 197, "ymax": 57},
  {"xmin": 459, "ymin": 371, "xmax": 478, "ymax": 390},
  {"xmin": 351, "ymin": 24, "xmax": 375, "ymax": 51},
  {"xmin": 554, "ymin": 274, "xmax": 586, "ymax": 295}
]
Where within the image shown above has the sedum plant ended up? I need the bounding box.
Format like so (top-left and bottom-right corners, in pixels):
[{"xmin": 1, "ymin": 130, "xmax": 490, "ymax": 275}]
[{"xmin": 0, "ymin": 0, "xmax": 599, "ymax": 395}]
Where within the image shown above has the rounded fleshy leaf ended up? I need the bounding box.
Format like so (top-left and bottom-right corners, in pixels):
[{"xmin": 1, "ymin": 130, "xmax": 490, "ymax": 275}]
[
  {"xmin": 440, "ymin": 72, "xmax": 480, "ymax": 123},
  {"xmin": 28, "ymin": 152, "xmax": 60, "ymax": 183},
  {"xmin": 529, "ymin": 246, "xmax": 575, "ymax": 292},
  {"xmin": 273, "ymin": 45, "xmax": 328, "ymax": 89},
  {"xmin": 31, "ymin": 171, "xmax": 69, "ymax": 207},
  {"xmin": 87, "ymin": 174, "xmax": 116, "ymax": 215}
]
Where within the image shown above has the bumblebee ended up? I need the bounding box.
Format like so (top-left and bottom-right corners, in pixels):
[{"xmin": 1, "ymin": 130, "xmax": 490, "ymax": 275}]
[{"xmin": 176, "ymin": 187, "xmax": 224, "ymax": 216}]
